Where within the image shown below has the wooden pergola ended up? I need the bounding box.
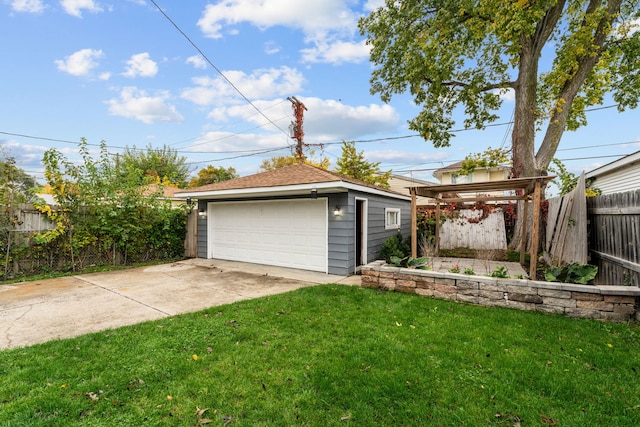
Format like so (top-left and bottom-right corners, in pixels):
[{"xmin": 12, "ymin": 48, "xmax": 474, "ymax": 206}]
[{"xmin": 410, "ymin": 176, "xmax": 555, "ymax": 279}]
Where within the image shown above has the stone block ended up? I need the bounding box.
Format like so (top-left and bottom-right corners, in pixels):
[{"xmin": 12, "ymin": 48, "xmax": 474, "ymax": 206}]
[
  {"xmin": 396, "ymin": 285, "xmax": 417, "ymax": 294},
  {"xmin": 507, "ymin": 300, "xmax": 537, "ymax": 311},
  {"xmin": 379, "ymin": 271, "xmax": 395, "ymax": 279},
  {"xmin": 362, "ymin": 269, "xmax": 379, "ymax": 277},
  {"xmin": 612, "ymin": 304, "xmax": 636, "ymax": 315},
  {"xmin": 506, "ymin": 285, "xmax": 537, "ymax": 295},
  {"xmin": 434, "ymin": 284, "xmax": 456, "ymax": 294},
  {"xmin": 508, "ymin": 293, "xmax": 543, "ymax": 304},
  {"xmin": 379, "ymin": 278, "xmax": 396, "ymax": 290},
  {"xmin": 395, "ymin": 273, "xmax": 417, "ymax": 281},
  {"xmin": 478, "ymin": 297, "xmax": 507, "ymax": 307},
  {"xmin": 434, "ymin": 289, "xmax": 457, "ymax": 301},
  {"xmin": 565, "ymin": 307, "xmax": 601, "ymax": 319},
  {"xmin": 538, "ymin": 289, "xmax": 571, "ymax": 299},
  {"xmin": 434, "ymin": 278, "xmax": 456, "ymax": 287},
  {"xmin": 572, "ymin": 292, "xmax": 602, "ymax": 301},
  {"xmin": 577, "ymin": 300, "xmax": 613, "ymax": 311},
  {"xmin": 396, "ymin": 279, "xmax": 417, "ymax": 288},
  {"xmin": 415, "ymin": 288, "xmax": 434, "ymax": 297},
  {"xmin": 457, "ymin": 294, "xmax": 479, "ymax": 304},
  {"xmin": 604, "ymin": 295, "xmax": 636, "ymax": 304},
  {"xmin": 481, "ymin": 283, "xmax": 507, "ymax": 292},
  {"xmin": 600, "ymin": 311, "xmax": 631, "ymax": 322},
  {"xmin": 459, "ymin": 288, "xmax": 479, "ymax": 297},
  {"xmin": 543, "ymin": 297, "xmax": 576, "ymax": 308},
  {"xmin": 360, "ymin": 275, "xmax": 379, "ymax": 288},
  {"xmin": 456, "ymin": 280, "xmax": 479, "ymax": 290},
  {"xmin": 479, "ymin": 290, "xmax": 504, "ymax": 300},
  {"xmin": 416, "ymin": 278, "xmax": 435, "ymax": 290},
  {"xmin": 537, "ymin": 305, "xmax": 565, "ymax": 315}
]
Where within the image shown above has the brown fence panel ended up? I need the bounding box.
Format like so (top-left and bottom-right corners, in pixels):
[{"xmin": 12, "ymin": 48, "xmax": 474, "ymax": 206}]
[
  {"xmin": 587, "ymin": 189, "xmax": 640, "ymax": 286},
  {"xmin": 184, "ymin": 208, "xmax": 198, "ymax": 258}
]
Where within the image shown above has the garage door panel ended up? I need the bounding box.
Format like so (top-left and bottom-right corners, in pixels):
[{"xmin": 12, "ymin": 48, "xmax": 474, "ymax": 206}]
[{"xmin": 208, "ymin": 199, "xmax": 327, "ymax": 272}]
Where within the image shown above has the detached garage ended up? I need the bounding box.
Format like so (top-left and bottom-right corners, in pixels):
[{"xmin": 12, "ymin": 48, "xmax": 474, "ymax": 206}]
[{"xmin": 178, "ymin": 164, "xmax": 411, "ymax": 276}]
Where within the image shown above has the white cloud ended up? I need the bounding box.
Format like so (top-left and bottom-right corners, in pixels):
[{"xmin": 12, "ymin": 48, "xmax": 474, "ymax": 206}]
[
  {"xmin": 186, "ymin": 131, "xmax": 288, "ymax": 154},
  {"xmin": 301, "ymin": 39, "xmax": 370, "ymax": 64},
  {"xmin": 494, "ymin": 87, "xmax": 515, "ymax": 102},
  {"xmin": 196, "ymin": 0, "xmax": 365, "ymax": 64},
  {"xmin": 10, "ymin": 0, "xmax": 44, "ymax": 13},
  {"xmin": 60, "ymin": 0, "xmax": 103, "ymax": 17},
  {"xmin": 211, "ymin": 97, "xmax": 401, "ymax": 141},
  {"xmin": 181, "ymin": 66, "xmax": 305, "ymax": 106},
  {"xmin": 186, "ymin": 55, "xmax": 207, "ymax": 69},
  {"xmin": 106, "ymin": 87, "xmax": 184, "ymax": 124},
  {"xmin": 363, "ymin": 0, "xmax": 384, "ymax": 12},
  {"xmin": 264, "ymin": 41, "xmax": 280, "ymax": 55},
  {"xmin": 123, "ymin": 53, "xmax": 158, "ymax": 78},
  {"xmin": 54, "ymin": 48, "xmax": 103, "ymax": 77}
]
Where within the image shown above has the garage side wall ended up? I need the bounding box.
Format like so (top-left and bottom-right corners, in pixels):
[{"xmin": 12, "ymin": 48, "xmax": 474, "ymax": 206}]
[
  {"xmin": 354, "ymin": 191, "xmax": 412, "ymax": 263},
  {"xmin": 327, "ymin": 191, "xmax": 411, "ymax": 276}
]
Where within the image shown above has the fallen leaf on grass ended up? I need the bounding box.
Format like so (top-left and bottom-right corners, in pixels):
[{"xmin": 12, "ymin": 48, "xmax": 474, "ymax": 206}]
[
  {"xmin": 340, "ymin": 413, "xmax": 351, "ymax": 421},
  {"xmin": 195, "ymin": 407, "xmax": 213, "ymax": 425},
  {"xmin": 541, "ymin": 414, "xmax": 557, "ymax": 425}
]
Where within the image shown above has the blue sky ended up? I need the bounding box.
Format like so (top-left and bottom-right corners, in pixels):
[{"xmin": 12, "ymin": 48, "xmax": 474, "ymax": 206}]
[{"xmin": 1, "ymin": 0, "xmax": 639, "ymax": 187}]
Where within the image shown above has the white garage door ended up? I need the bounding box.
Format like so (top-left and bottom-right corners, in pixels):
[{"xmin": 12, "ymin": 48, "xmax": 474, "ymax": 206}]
[{"xmin": 207, "ymin": 199, "xmax": 328, "ymax": 272}]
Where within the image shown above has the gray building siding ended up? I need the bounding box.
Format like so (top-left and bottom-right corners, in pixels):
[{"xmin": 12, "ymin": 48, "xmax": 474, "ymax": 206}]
[{"xmin": 195, "ymin": 190, "xmax": 410, "ymax": 276}]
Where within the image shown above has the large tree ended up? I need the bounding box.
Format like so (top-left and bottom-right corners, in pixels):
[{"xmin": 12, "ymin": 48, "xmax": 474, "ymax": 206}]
[
  {"xmin": 189, "ymin": 165, "xmax": 239, "ymax": 187},
  {"xmin": 119, "ymin": 144, "xmax": 191, "ymax": 188},
  {"xmin": 359, "ymin": 0, "xmax": 640, "ymax": 179},
  {"xmin": 334, "ymin": 141, "xmax": 391, "ymax": 188}
]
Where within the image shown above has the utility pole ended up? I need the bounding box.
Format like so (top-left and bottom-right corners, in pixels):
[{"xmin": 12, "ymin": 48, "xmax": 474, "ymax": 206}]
[{"xmin": 287, "ymin": 96, "xmax": 307, "ymax": 162}]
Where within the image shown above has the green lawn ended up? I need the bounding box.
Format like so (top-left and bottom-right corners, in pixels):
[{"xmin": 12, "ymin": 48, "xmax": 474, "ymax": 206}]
[{"xmin": 1, "ymin": 285, "xmax": 639, "ymax": 426}]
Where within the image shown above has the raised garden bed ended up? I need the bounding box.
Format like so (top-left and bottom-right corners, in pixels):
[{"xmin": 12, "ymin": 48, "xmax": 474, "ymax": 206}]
[{"xmin": 362, "ymin": 260, "xmax": 640, "ymax": 322}]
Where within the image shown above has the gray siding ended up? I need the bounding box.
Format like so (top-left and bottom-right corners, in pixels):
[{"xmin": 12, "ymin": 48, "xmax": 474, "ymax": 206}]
[
  {"xmin": 195, "ymin": 191, "xmax": 410, "ymax": 277},
  {"xmin": 197, "ymin": 200, "xmax": 208, "ymax": 258}
]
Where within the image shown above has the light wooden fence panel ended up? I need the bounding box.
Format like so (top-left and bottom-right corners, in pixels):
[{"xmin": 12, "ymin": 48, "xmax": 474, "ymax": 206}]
[
  {"xmin": 544, "ymin": 174, "xmax": 588, "ymax": 266},
  {"xmin": 587, "ymin": 189, "xmax": 640, "ymax": 286},
  {"xmin": 440, "ymin": 209, "xmax": 507, "ymax": 250}
]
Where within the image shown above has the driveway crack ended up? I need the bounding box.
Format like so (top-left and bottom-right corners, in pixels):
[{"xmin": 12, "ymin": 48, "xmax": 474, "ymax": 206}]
[{"xmin": 73, "ymin": 276, "xmax": 172, "ymax": 316}]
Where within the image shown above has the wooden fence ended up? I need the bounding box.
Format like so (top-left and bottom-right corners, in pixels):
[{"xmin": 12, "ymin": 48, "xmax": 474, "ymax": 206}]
[
  {"xmin": 587, "ymin": 189, "xmax": 640, "ymax": 286},
  {"xmin": 544, "ymin": 174, "xmax": 588, "ymax": 266},
  {"xmin": 440, "ymin": 209, "xmax": 507, "ymax": 250}
]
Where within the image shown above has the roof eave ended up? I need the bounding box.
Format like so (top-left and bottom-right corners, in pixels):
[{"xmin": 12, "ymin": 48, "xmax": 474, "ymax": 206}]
[{"xmin": 177, "ymin": 181, "xmax": 411, "ymax": 201}]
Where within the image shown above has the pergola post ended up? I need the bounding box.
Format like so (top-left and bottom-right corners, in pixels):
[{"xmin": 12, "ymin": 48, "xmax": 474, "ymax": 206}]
[
  {"xmin": 520, "ymin": 197, "xmax": 528, "ymax": 265},
  {"xmin": 435, "ymin": 201, "xmax": 441, "ymax": 255},
  {"xmin": 529, "ymin": 180, "xmax": 542, "ymax": 279},
  {"xmin": 411, "ymin": 188, "xmax": 417, "ymax": 258}
]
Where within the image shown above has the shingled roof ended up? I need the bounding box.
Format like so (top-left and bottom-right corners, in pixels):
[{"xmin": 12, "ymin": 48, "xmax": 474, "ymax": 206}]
[{"xmin": 182, "ymin": 163, "xmax": 401, "ymax": 195}]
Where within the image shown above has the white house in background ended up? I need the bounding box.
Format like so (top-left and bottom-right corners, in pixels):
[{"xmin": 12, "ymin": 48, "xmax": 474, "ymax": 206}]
[
  {"xmin": 433, "ymin": 161, "xmax": 510, "ymax": 185},
  {"xmin": 585, "ymin": 150, "xmax": 640, "ymax": 195}
]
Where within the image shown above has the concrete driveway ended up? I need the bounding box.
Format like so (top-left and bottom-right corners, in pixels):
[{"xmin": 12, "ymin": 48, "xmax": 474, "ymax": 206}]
[{"xmin": 0, "ymin": 259, "xmax": 359, "ymax": 350}]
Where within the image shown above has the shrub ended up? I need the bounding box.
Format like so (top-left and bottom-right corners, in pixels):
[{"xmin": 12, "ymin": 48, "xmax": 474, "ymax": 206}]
[
  {"xmin": 378, "ymin": 232, "xmax": 410, "ymax": 263},
  {"xmin": 544, "ymin": 263, "xmax": 598, "ymax": 285}
]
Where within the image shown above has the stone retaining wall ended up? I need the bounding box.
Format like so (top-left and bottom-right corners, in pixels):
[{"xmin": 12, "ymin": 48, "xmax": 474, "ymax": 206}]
[{"xmin": 362, "ymin": 261, "xmax": 640, "ymax": 322}]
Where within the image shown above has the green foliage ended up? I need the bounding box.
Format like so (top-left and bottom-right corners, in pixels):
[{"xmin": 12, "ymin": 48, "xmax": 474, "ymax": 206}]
[
  {"xmin": 457, "ymin": 147, "xmax": 510, "ymax": 176},
  {"xmin": 334, "ymin": 141, "xmax": 391, "ymax": 188},
  {"xmin": 189, "ymin": 165, "xmax": 238, "ymax": 188},
  {"xmin": 359, "ymin": 1, "xmax": 640, "ymax": 177},
  {"xmin": 119, "ymin": 144, "xmax": 191, "ymax": 188},
  {"xmin": 489, "ymin": 266, "xmax": 510, "ymax": 278},
  {"xmin": 19, "ymin": 138, "xmax": 190, "ymax": 278},
  {"xmin": 545, "ymin": 263, "xmax": 598, "ymax": 285},
  {"xmin": 548, "ymin": 158, "xmax": 602, "ymax": 197},
  {"xmin": 388, "ymin": 255, "xmax": 430, "ymax": 269},
  {"xmin": 378, "ymin": 232, "xmax": 411, "ymax": 262},
  {"xmin": 259, "ymin": 154, "xmax": 329, "ymax": 172},
  {"xmin": 463, "ymin": 267, "xmax": 476, "ymax": 275}
]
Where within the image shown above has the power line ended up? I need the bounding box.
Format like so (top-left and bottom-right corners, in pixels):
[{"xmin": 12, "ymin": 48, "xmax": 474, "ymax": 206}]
[{"xmin": 148, "ymin": 0, "xmax": 288, "ymax": 137}]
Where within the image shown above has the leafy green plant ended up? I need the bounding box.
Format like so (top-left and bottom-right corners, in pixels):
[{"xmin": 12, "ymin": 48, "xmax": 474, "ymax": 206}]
[
  {"xmin": 448, "ymin": 264, "xmax": 460, "ymax": 273},
  {"xmin": 388, "ymin": 255, "xmax": 430, "ymax": 270},
  {"xmin": 544, "ymin": 263, "xmax": 598, "ymax": 285},
  {"xmin": 463, "ymin": 267, "xmax": 476, "ymax": 275},
  {"xmin": 488, "ymin": 265, "xmax": 509, "ymax": 278},
  {"xmin": 379, "ymin": 232, "xmax": 410, "ymax": 262}
]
